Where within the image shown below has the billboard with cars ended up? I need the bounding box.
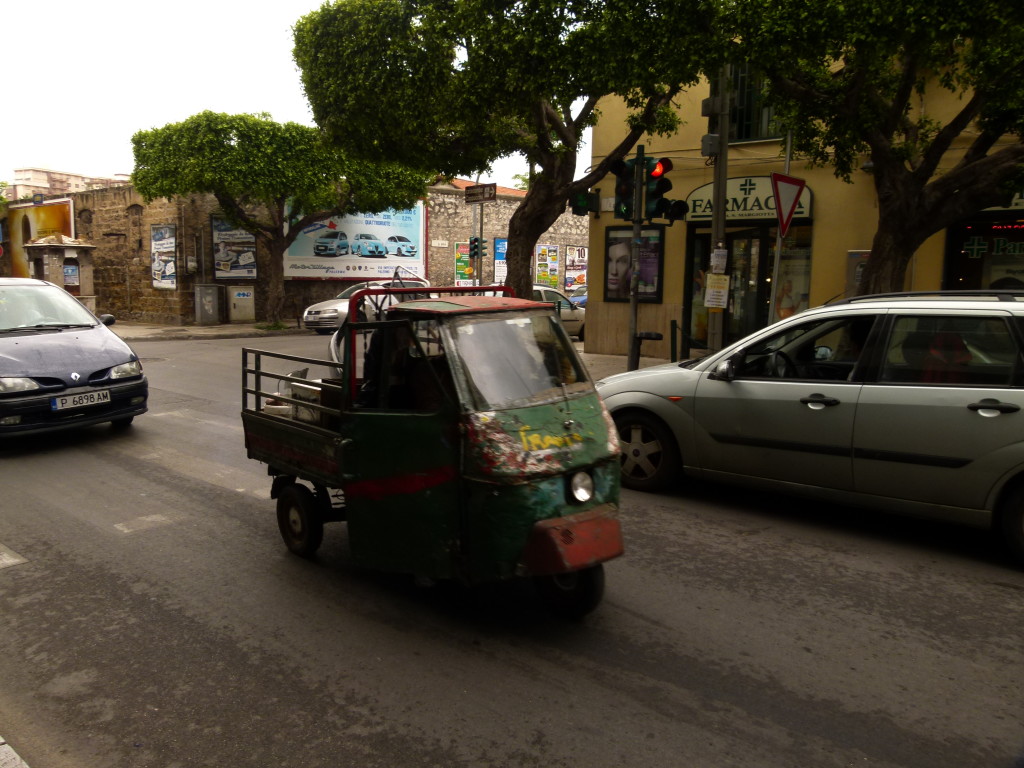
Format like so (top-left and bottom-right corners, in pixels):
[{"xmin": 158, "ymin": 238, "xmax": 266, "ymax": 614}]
[{"xmin": 284, "ymin": 202, "xmax": 425, "ymax": 280}]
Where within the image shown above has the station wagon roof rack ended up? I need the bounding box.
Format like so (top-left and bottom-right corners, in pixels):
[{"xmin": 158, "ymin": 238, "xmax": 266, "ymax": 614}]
[{"xmin": 828, "ymin": 290, "xmax": 1024, "ymax": 305}]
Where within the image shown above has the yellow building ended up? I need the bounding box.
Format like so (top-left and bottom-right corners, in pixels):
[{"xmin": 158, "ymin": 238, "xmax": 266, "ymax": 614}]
[{"xmin": 585, "ymin": 81, "xmax": 1024, "ymax": 359}]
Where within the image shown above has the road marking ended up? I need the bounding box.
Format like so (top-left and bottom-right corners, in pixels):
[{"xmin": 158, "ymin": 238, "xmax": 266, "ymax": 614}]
[
  {"xmin": 0, "ymin": 544, "xmax": 27, "ymax": 570},
  {"xmin": 0, "ymin": 736, "xmax": 30, "ymax": 768},
  {"xmin": 114, "ymin": 514, "xmax": 173, "ymax": 534}
]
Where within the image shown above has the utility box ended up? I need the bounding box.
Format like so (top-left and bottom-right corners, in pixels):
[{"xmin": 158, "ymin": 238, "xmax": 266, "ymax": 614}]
[
  {"xmin": 195, "ymin": 284, "xmax": 224, "ymax": 325},
  {"xmin": 228, "ymin": 287, "xmax": 256, "ymax": 323}
]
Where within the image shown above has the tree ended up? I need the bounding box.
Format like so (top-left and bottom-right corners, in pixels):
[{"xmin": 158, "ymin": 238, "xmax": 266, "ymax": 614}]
[
  {"xmin": 731, "ymin": 0, "xmax": 1024, "ymax": 295},
  {"xmin": 131, "ymin": 111, "xmax": 431, "ymax": 322},
  {"xmin": 293, "ymin": 0, "xmax": 724, "ymax": 299}
]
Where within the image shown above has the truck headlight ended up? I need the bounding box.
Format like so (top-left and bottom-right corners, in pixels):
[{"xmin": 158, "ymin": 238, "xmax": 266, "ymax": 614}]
[{"xmin": 569, "ymin": 471, "xmax": 594, "ymax": 503}]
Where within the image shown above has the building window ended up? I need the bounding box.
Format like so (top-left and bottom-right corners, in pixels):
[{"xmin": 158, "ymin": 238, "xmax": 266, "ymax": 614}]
[{"xmin": 709, "ymin": 64, "xmax": 779, "ymax": 143}]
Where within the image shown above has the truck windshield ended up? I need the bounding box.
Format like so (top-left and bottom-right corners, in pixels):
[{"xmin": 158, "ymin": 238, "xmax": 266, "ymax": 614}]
[{"xmin": 451, "ymin": 311, "xmax": 591, "ymax": 410}]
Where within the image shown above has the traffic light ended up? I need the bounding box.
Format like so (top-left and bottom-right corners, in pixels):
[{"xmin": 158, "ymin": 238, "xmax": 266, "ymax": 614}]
[
  {"xmin": 478, "ymin": 237, "xmax": 488, "ymax": 260},
  {"xmin": 570, "ymin": 190, "xmax": 600, "ymax": 216},
  {"xmin": 469, "ymin": 236, "xmax": 480, "ymax": 262},
  {"xmin": 610, "ymin": 158, "xmax": 636, "ymax": 220},
  {"xmin": 644, "ymin": 157, "xmax": 673, "ymax": 219},
  {"xmin": 665, "ymin": 199, "xmax": 689, "ymax": 224}
]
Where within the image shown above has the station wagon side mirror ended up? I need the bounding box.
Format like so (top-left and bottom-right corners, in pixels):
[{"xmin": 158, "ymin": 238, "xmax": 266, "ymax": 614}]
[
  {"xmin": 99, "ymin": 313, "xmax": 116, "ymax": 326},
  {"xmin": 709, "ymin": 357, "xmax": 736, "ymax": 381}
]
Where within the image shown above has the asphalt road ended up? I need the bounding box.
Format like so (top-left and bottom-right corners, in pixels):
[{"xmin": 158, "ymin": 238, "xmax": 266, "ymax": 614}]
[{"xmin": 0, "ymin": 335, "xmax": 1022, "ymax": 768}]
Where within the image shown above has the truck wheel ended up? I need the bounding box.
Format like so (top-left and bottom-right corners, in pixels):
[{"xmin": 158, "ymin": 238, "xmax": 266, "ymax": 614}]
[
  {"xmin": 613, "ymin": 410, "xmax": 680, "ymax": 492},
  {"xmin": 535, "ymin": 565, "xmax": 605, "ymax": 618},
  {"xmin": 276, "ymin": 484, "xmax": 324, "ymax": 558}
]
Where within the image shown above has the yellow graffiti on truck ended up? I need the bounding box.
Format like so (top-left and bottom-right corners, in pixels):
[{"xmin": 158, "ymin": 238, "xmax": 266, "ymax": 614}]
[{"xmin": 518, "ymin": 425, "xmax": 584, "ymax": 452}]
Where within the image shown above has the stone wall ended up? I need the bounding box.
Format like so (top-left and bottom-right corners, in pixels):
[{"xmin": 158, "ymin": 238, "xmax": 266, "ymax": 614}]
[
  {"xmin": 73, "ymin": 186, "xmax": 203, "ymax": 324},
  {"xmin": 8, "ymin": 181, "xmax": 591, "ymax": 325},
  {"xmin": 426, "ymin": 182, "xmax": 590, "ymax": 287}
]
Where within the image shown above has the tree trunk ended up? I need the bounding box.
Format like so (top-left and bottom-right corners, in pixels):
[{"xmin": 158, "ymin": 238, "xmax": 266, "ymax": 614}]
[
  {"xmin": 856, "ymin": 172, "xmax": 929, "ymax": 296},
  {"xmin": 257, "ymin": 235, "xmax": 287, "ymax": 325},
  {"xmin": 504, "ymin": 175, "xmax": 574, "ymax": 299}
]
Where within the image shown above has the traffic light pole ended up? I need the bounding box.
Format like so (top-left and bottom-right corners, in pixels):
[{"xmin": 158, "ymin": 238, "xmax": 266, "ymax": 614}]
[
  {"xmin": 708, "ymin": 65, "xmax": 731, "ymax": 353},
  {"xmin": 627, "ymin": 145, "xmax": 645, "ymax": 371}
]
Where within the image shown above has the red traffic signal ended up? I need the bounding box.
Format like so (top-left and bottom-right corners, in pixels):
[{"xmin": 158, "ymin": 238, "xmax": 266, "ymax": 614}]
[{"xmin": 648, "ymin": 158, "xmax": 673, "ymax": 179}]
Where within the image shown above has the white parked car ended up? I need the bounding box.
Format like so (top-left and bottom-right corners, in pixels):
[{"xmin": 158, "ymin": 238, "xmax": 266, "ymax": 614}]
[
  {"xmin": 302, "ymin": 277, "xmax": 430, "ymax": 334},
  {"xmin": 532, "ymin": 284, "xmax": 585, "ymax": 340}
]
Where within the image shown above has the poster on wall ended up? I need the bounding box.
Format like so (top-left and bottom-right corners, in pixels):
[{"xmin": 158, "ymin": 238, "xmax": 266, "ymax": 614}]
[
  {"xmin": 535, "ymin": 244, "xmax": 559, "ymax": 288},
  {"xmin": 774, "ymin": 250, "xmax": 811, "ymax": 321},
  {"xmin": 212, "ymin": 217, "xmax": 257, "ymax": 279},
  {"xmin": 565, "ymin": 246, "xmax": 588, "ymax": 291},
  {"xmin": 151, "ymin": 225, "xmax": 177, "ymax": 290},
  {"xmin": 454, "ymin": 242, "xmax": 473, "ymax": 285},
  {"xmin": 493, "ymin": 238, "xmax": 508, "ymax": 284},
  {"xmin": 7, "ymin": 199, "xmax": 74, "ymax": 278},
  {"xmin": 284, "ymin": 202, "xmax": 426, "ymax": 280},
  {"xmin": 604, "ymin": 227, "xmax": 663, "ymax": 303}
]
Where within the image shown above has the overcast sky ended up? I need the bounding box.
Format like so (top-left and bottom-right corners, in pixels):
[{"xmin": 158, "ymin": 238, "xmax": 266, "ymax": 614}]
[{"xmin": 4, "ymin": 0, "xmax": 529, "ymax": 188}]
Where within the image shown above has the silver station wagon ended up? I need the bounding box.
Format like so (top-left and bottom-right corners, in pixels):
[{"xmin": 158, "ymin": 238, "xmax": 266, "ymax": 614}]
[{"xmin": 597, "ymin": 291, "xmax": 1024, "ymax": 562}]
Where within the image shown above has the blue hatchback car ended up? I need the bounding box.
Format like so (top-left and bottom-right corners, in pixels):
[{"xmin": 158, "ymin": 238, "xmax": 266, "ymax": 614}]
[{"xmin": 0, "ymin": 278, "xmax": 148, "ymax": 435}]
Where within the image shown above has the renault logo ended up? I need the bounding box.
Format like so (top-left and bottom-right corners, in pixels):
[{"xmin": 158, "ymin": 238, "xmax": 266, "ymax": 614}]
[{"xmin": 71, "ymin": 372, "xmax": 81, "ymax": 382}]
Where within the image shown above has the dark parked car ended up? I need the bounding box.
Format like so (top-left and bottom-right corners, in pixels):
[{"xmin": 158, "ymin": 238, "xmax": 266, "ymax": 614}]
[{"xmin": 0, "ymin": 278, "xmax": 148, "ymax": 435}]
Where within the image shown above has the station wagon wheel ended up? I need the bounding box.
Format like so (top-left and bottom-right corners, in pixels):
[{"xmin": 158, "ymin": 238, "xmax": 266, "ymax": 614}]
[
  {"xmin": 997, "ymin": 484, "xmax": 1024, "ymax": 565},
  {"xmin": 535, "ymin": 565, "xmax": 605, "ymax": 618},
  {"xmin": 613, "ymin": 410, "xmax": 680, "ymax": 492},
  {"xmin": 276, "ymin": 483, "xmax": 324, "ymax": 558}
]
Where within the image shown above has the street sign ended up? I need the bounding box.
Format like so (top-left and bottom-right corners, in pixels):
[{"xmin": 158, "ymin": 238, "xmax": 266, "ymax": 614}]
[
  {"xmin": 465, "ymin": 183, "xmax": 497, "ymax": 204},
  {"xmin": 770, "ymin": 172, "xmax": 806, "ymax": 238}
]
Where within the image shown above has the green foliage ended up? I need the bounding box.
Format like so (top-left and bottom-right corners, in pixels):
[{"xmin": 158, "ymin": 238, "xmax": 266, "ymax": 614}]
[
  {"xmin": 131, "ymin": 111, "xmax": 430, "ymax": 229},
  {"xmin": 131, "ymin": 111, "xmax": 431, "ymax": 323},
  {"xmin": 732, "ymin": 0, "xmax": 1024, "ymax": 179},
  {"xmin": 293, "ymin": 0, "xmax": 724, "ymax": 298},
  {"xmin": 511, "ymin": 173, "xmax": 531, "ymax": 191},
  {"xmin": 730, "ymin": 0, "xmax": 1024, "ymax": 293},
  {"xmin": 293, "ymin": 0, "xmax": 720, "ymax": 177}
]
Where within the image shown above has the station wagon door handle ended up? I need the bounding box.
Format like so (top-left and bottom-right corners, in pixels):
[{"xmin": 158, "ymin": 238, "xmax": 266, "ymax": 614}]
[
  {"xmin": 968, "ymin": 399, "xmax": 1021, "ymax": 415},
  {"xmin": 800, "ymin": 394, "xmax": 840, "ymax": 409}
]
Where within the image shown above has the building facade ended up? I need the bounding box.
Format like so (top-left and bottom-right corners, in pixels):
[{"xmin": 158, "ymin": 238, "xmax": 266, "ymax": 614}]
[
  {"xmin": 584, "ymin": 84, "xmax": 1024, "ymax": 360},
  {"xmin": 4, "ymin": 168, "xmax": 130, "ymax": 202}
]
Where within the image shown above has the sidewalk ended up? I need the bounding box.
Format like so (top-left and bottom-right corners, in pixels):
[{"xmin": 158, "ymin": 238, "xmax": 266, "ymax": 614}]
[{"xmin": 111, "ymin": 321, "xmax": 672, "ymax": 380}]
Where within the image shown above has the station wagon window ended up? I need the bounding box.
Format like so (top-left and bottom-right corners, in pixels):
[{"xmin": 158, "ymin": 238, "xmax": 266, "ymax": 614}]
[
  {"xmin": 735, "ymin": 315, "xmax": 876, "ymax": 381},
  {"xmin": 879, "ymin": 315, "xmax": 1023, "ymax": 386}
]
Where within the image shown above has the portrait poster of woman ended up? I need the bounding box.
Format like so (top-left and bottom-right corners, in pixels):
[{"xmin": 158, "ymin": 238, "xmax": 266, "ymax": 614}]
[{"xmin": 604, "ymin": 226, "xmax": 665, "ymax": 303}]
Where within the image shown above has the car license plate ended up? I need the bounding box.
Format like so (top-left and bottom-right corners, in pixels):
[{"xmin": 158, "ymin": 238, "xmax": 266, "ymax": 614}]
[{"xmin": 51, "ymin": 390, "xmax": 111, "ymax": 411}]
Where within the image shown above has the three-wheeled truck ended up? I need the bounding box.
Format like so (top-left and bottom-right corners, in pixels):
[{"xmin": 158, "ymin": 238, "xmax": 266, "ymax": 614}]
[{"xmin": 241, "ymin": 286, "xmax": 623, "ymax": 616}]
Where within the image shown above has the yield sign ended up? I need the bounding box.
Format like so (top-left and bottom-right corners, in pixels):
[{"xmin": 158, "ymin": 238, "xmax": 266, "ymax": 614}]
[{"xmin": 770, "ymin": 172, "xmax": 806, "ymax": 238}]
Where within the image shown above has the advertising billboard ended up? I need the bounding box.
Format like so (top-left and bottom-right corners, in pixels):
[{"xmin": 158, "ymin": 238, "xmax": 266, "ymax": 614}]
[
  {"xmin": 284, "ymin": 202, "xmax": 426, "ymax": 280},
  {"xmin": 6, "ymin": 199, "xmax": 74, "ymax": 277},
  {"xmin": 212, "ymin": 217, "xmax": 257, "ymax": 279}
]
